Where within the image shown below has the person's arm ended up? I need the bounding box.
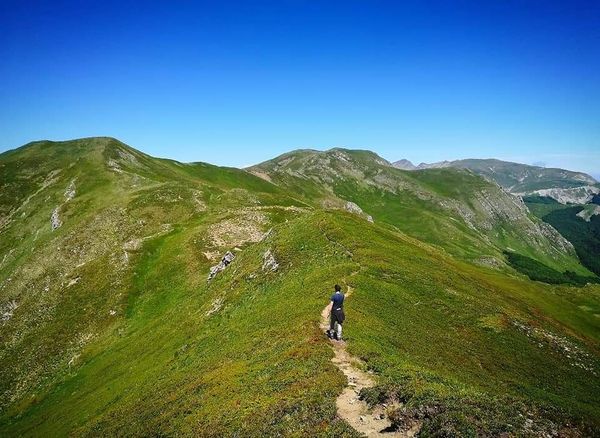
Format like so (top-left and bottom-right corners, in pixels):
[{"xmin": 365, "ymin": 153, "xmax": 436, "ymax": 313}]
[{"xmin": 322, "ymin": 300, "xmax": 333, "ymax": 320}]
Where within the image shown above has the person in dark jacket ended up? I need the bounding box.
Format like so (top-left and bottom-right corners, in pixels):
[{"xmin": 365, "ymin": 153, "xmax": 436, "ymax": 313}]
[{"xmin": 326, "ymin": 284, "xmax": 345, "ymax": 341}]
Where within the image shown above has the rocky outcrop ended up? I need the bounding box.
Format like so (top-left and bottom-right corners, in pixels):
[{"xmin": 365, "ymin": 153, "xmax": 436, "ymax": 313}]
[
  {"xmin": 64, "ymin": 180, "xmax": 76, "ymax": 201},
  {"xmin": 208, "ymin": 251, "xmax": 235, "ymax": 281},
  {"xmin": 51, "ymin": 207, "xmax": 62, "ymax": 230},
  {"xmin": 51, "ymin": 180, "xmax": 77, "ymax": 231},
  {"xmin": 262, "ymin": 249, "xmax": 279, "ymax": 272},
  {"xmin": 1, "ymin": 299, "xmax": 18, "ymax": 322},
  {"xmin": 344, "ymin": 201, "xmax": 373, "ymax": 222},
  {"xmin": 577, "ymin": 205, "xmax": 600, "ymax": 222},
  {"xmin": 345, "ymin": 201, "xmax": 363, "ymax": 215},
  {"xmin": 526, "ymin": 186, "xmax": 600, "ymax": 205},
  {"xmin": 205, "ymin": 297, "xmax": 224, "ymax": 316}
]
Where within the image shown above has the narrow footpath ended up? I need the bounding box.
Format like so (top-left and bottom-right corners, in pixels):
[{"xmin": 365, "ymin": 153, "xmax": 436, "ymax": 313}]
[{"xmin": 320, "ymin": 279, "xmax": 421, "ymax": 437}]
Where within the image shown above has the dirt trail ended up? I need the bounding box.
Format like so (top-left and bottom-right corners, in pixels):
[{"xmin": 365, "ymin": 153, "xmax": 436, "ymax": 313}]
[{"xmin": 320, "ymin": 279, "xmax": 420, "ymax": 438}]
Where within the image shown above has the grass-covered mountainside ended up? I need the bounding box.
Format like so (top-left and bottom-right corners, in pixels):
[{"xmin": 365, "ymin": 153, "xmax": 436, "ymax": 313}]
[
  {"xmin": 250, "ymin": 149, "xmax": 588, "ymax": 276},
  {"xmin": 1, "ymin": 138, "xmax": 599, "ymax": 436},
  {"xmin": 394, "ymin": 158, "xmax": 597, "ymax": 194}
]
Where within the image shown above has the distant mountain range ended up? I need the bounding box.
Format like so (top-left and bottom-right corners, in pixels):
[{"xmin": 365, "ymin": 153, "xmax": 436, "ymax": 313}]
[
  {"xmin": 393, "ymin": 158, "xmax": 598, "ymax": 197},
  {"xmin": 392, "ymin": 157, "xmax": 600, "ymax": 278}
]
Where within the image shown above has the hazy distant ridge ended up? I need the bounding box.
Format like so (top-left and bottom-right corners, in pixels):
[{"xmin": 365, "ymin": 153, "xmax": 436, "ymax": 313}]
[{"xmin": 393, "ymin": 158, "xmax": 597, "ymax": 193}]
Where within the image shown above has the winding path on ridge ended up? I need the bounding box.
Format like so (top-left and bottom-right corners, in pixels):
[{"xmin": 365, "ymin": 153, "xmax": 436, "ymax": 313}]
[{"xmin": 320, "ymin": 272, "xmax": 421, "ymax": 438}]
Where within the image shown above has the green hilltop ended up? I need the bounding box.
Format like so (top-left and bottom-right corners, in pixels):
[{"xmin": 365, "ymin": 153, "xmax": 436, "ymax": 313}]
[{"xmin": 1, "ymin": 138, "xmax": 599, "ymax": 436}]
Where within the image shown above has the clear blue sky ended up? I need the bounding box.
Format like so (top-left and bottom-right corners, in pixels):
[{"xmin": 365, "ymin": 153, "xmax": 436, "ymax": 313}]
[{"xmin": 1, "ymin": 0, "xmax": 599, "ymax": 178}]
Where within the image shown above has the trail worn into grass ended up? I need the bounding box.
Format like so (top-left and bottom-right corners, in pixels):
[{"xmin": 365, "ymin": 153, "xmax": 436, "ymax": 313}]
[{"xmin": 320, "ymin": 278, "xmax": 421, "ymax": 437}]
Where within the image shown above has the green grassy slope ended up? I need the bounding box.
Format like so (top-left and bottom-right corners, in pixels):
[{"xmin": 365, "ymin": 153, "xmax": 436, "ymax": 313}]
[
  {"xmin": 1, "ymin": 139, "xmax": 599, "ymax": 436},
  {"xmin": 3, "ymin": 210, "xmax": 599, "ymax": 436},
  {"xmin": 328, "ymin": 214, "xmax": 600, "ymax": 436},
  {"xmin": 0, "ymin": 137, "xmax": 313, "ymax": 433}
]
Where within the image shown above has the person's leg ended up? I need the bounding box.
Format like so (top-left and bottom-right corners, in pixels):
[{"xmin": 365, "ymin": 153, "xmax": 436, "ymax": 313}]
[
  {"xmin": 336, "ymin": 322, "xmax": 342, "ymax": 340},
  {"xmin": 329, "ymin": 313, "xmax": 336, "ymax": 337}
]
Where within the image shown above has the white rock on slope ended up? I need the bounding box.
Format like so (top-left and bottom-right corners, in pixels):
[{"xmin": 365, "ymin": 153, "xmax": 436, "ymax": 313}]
[
  {"xmin": 262, "ymin": 249, "xmax": 279, "ymax": 272},
  {"xmin": 207, "ymin": 251, "xmax": 235, "ymax": 280},
  {"xmin": 577, "ymin": 205, "xmax": 600, "ymax": 222},
  {"xmin": 51, "ymin": 207, "xmax": 62, "ymax": 230}
]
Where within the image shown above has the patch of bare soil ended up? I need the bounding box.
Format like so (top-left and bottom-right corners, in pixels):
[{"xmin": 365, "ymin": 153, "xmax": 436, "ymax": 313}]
[{"xmin": 206, "ymin": 210, "xmax": 267, "ymax": 248}]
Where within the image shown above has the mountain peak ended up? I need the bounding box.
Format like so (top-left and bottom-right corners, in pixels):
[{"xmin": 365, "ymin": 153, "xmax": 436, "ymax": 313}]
[{"xmin": 392, "ymin": 159, "xmax": 416, "ymax": 170}]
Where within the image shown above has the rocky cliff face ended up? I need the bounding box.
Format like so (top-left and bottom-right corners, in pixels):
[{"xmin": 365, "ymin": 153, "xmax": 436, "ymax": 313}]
[{"xmin": 525, "ymin": 186, "xmax": 600, "ymax": 205}]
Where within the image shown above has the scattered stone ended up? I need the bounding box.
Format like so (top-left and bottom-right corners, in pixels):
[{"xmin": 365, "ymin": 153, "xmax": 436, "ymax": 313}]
[
  {"xmin": 206, "ymin": 297, "xmax": 224, "ymax": 316},
  {"xmin": 109, "ymin": 310, "xmax": 117, "ymax": 316},
  {"xmin": 67, "ymin": 276, "xmax": 81, "ymax": 287},
  {"xmin": 192, "ymin": 190, "xmax": 206, "ymax": 212},
  {"xmin": 345, "ymin": 201, "xmax": 364, "ymax": 215},
  {"xmin": 117, "ymin": 148, "xmax": 140, "ymax": 165},
  {"xmin": 51, "ymin": 207, "xmax": 62, "ymax": 230},
  {"xmin": 345, "ymin": 201, "xmax": 374, "ymax": 222},
  {"xmin": 107, "ymin": 159, "xmax": 122, "ymax": 173},
  {"xmin": 64, "ymin": 180, "xmax": 76, "ymax": 201},
  {"xmin": 1, "ymin": 299, "xmax": 18, "ymax": 322},
  {"xmin": 261, "ymin": 228, "xmax": 274, "ymax": 241},
  {"xmin": 208, "ymin": 251, "xmax": 235, "ymax": 280},
  {"xmin": 262, "ymin": 249, "xmax": 279, "ymax": 272},
  {"xmin": 202, "ymin": 250, "xmax": 221, "ymax": 261},
  {"xmin": 474, "ymin": 256, "xmax": 504, "ymax": 269},
  {"xmin": 68, "ymin": 353, "xmax": 80, "ymax": 367},
  {"xmin": 513, "ymin": 320, "xmax": 595, "ymax": 373},
  {"xmin": 123, "ymin": 239, "xmax": 143, "ymax": 251},
  {"xmin": 207, "ymin": 211, "xmax": 268, "ymax": 247}
]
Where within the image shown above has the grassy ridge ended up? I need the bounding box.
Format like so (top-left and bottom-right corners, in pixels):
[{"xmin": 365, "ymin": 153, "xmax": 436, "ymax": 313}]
[{"xmin": 1, "ymin": 139, "xmax": 599, "ymax": 436}]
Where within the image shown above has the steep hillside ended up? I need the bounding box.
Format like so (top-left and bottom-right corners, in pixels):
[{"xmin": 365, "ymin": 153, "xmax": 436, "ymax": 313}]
[
  {"xmin": 525, "ymin": 196, "xmax": 600, "ymax": 277},
  {"xmin": 1, "ymin": 139, "xmax": 599, "ymax": 436},
  {"xmin": 394, "ymin": 158, "xmax": 597, "ymax": 194},
  {"xmin": 250, "ymin": 149, "xmax": 587, "ymax": 276}
]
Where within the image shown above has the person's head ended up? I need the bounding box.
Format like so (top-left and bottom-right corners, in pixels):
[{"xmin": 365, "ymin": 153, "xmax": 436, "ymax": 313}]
[{"xmin": 334, "ymin": 284, "xmax": 341, "ymax": 292}]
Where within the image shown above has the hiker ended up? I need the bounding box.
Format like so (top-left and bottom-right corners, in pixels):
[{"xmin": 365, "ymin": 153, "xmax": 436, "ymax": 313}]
[{"xmin": 326, "ymin": 284, "xmax": 345, "ymax": 341}]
